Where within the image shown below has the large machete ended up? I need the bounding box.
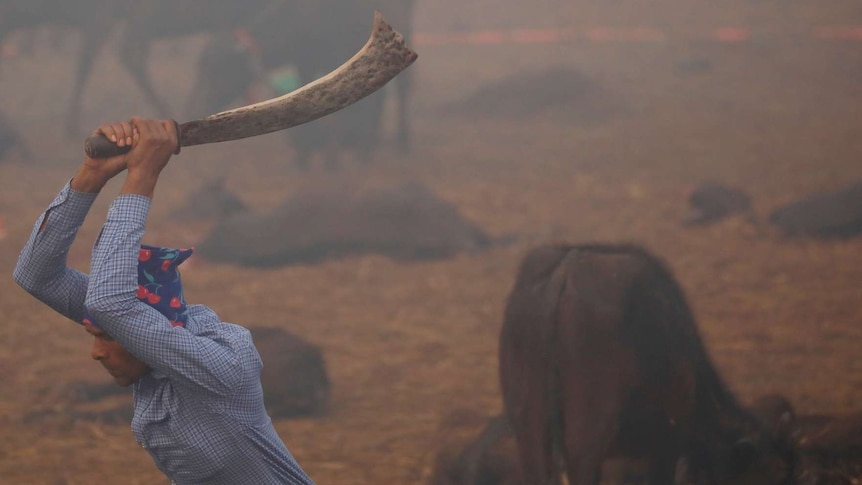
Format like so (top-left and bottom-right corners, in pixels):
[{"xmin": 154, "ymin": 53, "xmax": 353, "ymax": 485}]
[{"xmin": 85, "ymin": 11, "xmax": 417, "ymax": 159}]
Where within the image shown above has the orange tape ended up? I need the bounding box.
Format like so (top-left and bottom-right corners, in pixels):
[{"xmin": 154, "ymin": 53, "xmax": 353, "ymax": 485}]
[
  {"xmin": 712, "ymin": 27, "xmax": 750, "ymax": 43},
  {"xmin": 815, "ymin": 26, "xmax": 862, "ymax": 40},
  {"xmin": 413, "ymin": 25, "xmax": 862, "ymax": 47}
]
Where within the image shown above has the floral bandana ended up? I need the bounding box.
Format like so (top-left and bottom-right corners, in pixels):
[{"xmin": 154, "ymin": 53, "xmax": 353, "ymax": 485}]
[{"xmin": 83, "ymin": 245, "xmax": 195, "ymax": 328}]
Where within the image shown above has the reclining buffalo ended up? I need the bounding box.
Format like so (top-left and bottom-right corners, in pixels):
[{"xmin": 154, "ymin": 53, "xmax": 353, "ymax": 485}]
[
  {"xmin": 682, "ymin": 182, "xmax": 754, "ymax": 227},
  {"xmin": 749, "ymin": 394, "xmax": 862, "ymax": 484},
  {"xmin": 26, "ymin": 325, "xmax": 330, "ymax": 423},
  {"xmin": 0, "ymin": 111, "xmax": 30, "ymax": 162},
  {"xmin": 767, "ymin": 181, "xmax": 862, "ymax": 238},
  {"xmin": 681, "ymin": 180, "xmax": 862, "ymax": 238},
  {"xmin": 196, "ymin": 181, "xmax": 495, "ymax": 267},
  {"xmin": 429, "ymin": 412, "xmax": 521, "ymax": 485}
]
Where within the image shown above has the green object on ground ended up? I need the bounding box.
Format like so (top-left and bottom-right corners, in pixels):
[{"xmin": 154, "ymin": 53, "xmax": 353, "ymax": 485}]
[{"xmin": 269, "ymin": 66, "xmax": 302, "ymax": 96}]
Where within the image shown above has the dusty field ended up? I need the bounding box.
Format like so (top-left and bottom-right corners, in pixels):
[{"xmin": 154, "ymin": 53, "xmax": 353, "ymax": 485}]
[{"xmin": 2, "ymin": 0, "xmax": 862, "ymax": 483}]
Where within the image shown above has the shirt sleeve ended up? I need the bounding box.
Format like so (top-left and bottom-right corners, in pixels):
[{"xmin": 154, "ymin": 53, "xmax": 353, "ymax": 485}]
[
  {"xmin": 85, "ymin": 195, "xmax": 241, "ymax": 398},
  {"xmin": 13, "ymin": 181, "xmax": 98, "ymax": 324}
]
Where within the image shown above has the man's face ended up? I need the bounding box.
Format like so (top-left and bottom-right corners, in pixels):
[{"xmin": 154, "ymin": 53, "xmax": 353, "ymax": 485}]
[{"xmin": 85, "ymin": 324, "xmax": 150, "ymax": 387}]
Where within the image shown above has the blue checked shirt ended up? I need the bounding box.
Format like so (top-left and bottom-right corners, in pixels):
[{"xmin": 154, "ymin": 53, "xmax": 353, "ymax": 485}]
[{"xmin": 14, "ymin": 182, "xmax": 316, "ymax": 485}]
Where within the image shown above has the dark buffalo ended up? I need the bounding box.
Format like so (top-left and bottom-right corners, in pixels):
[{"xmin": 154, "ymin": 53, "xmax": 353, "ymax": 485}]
[
  {"xmin": 749, "ymin": 394, "xmax": 862, "ymax": 484},
  {"xmin": 0, "ymin": 111, "xmax": 30, "ymax": 161},
  {"xmin": 793, "ymin": 413, "xmax": 862, "ymax": 485},
  {"xmin": 429, "ymin": 413, "xmax": 523, "ymax": 485},
  {"xmin": 499, "ymin": 244, "xmax": 796, "ymax": 485},
  {"xmin": 168, "ymin": 176, "xmax": 248, "ymax": 223},
  {"xmin": 185, "ymin": 0, "xmax": 416, "ymax": 169},
  {"xmin": 768, "ymin": 182, "xmax": 862, "ymax": 238},
  {"xmin": 428, "ymin": 411, "xmax": 663, "ymax": 485},
  {"xmin": 792, "ymin": 413, "xmax": 862, "ymax": 455},
  {"xmin": 250, "ymin": 326, "xmax": 330, "ymax": 418},
  {"xmin": 683, "ymin": 182, "xmax": 753, "ymax": 227},
  {"xmin": 197, "ymin": 181, "xmax": 493, "ymax": 267},
  {"xmin": 0, "ymin": 0, "xmax": 273, "ymax": 135}
]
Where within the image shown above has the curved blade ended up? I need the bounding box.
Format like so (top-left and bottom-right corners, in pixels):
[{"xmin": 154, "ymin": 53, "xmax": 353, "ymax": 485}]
[{"xmin": 178, "ymin": 10, "xmax": 418, "ymax": 147}]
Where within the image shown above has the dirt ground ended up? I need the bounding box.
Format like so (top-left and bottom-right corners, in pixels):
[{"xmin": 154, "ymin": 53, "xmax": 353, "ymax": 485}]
[{"xmin": 1, "ymin": 0, "xmax": 862, "ymax": 483}]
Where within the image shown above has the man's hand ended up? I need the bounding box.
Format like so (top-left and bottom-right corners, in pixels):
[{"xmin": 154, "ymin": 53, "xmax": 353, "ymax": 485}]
[
  {"xmin": 71, "ymin": 121, "xmax": 139, "ymax": 193},
  {"xmin": 124, "ymin": 117, "xmax": 178, "ymax": 176},
  {"xmin": 120, "ymin": 117, "xmax": 179, "ymax": 199}
]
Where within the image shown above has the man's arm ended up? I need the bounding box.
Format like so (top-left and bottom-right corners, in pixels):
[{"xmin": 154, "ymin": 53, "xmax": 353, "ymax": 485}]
[
  {"xmin": 12, "ymin": 157, "xmax": 129, "ymax": 323},
  {"xmin": 85, "ymin": 117, "xmax": 243, "ymax": 397}
]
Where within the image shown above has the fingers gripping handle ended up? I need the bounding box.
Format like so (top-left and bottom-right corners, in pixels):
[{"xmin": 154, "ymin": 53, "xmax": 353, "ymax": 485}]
[
  {"xmin": 83, "ymin": 120, "xmax": 182, "ymax": 159},
  {"xmin": 84, "ymin": 135, "xmax": 131, "ymax": 158}
]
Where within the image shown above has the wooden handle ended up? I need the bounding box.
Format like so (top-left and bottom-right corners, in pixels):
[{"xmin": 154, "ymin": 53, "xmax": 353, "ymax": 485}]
[
  {"xmin": 83, "ymin": 120, "xmax": 182, "ymax": 159},
  {"xmin": 84, "ymin": 134, "xmax": 131, "ymax": 158}
]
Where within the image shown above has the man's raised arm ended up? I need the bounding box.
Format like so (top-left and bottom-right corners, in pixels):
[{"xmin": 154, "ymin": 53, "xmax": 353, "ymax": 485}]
[
  {"xmin": 13, "ymin": 122, "xmax": 136, "ymax": 323},
  {"xmin": 84, "ymin": 117, "xmax": 243, "ymax": 396}
]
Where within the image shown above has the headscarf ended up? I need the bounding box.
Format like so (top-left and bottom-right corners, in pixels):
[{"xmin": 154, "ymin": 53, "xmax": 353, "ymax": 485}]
[{"xmin": 83, "ymin": 245, "xmax": 194, "ymax": 328}]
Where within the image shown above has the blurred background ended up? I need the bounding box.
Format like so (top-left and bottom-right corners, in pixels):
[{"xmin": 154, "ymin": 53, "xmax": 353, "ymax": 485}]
[{"xmin": 1, "ymin": 0, "xmax": 861, "ymax": 483}]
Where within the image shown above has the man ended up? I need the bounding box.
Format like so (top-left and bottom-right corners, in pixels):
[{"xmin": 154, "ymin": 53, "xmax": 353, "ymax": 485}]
[{"xmin": 13, "ymin": 117, "xmax": 316, "ymax": 485}]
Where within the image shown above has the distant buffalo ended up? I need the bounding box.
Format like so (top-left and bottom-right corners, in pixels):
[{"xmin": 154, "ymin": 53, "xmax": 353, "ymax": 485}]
[
  {"xmin": 792, "ymin": 412, "xmax": 862, "ymax": 485},
  {"xmin": 499, "ymin": 244, "xmax": 796, "ymax": 485},
  {"xmin": 250, "ymin": 326, "xmax": 330, "ymax": 418},
  {"xmin": 197, "ymin": 182, "xmax": 494, "ymax": 267},
  {"xmin": 768, "ymin": 182, "xmax": 862, "ymax": 238},
  {"xmin": 0, "ymin": 112, "xmax": 31, "ymax": 161},
  {"xmin": 680, "ymin": 180, "xmax": 862, "ymax": 238},
  {"xmin": 428, "ymin": 411, "xmax": 676, "ymax": 485},
  {"xmin": 429, "ymin": 413, "xmax": 522, "ymax": 485},
  {"xmin": 683, "ymin": 182, "xmax": 753, "ymax": 227},
  {"xmin": 168, "ymin": 176, "xmax": 248, "ymax": 223},
  {"xmin": 749, "ymin": 393, "xmax": 862, "ymax": 484}
]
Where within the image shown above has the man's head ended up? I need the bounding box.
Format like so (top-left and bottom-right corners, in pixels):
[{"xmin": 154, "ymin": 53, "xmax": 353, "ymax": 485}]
[
  {"xmin": 83, "ymin": 244, "xmax": 194, "ymax": 385},
  {"xmin": 85, "ymin": 322, "xmax": 150, "ymax": 387}
]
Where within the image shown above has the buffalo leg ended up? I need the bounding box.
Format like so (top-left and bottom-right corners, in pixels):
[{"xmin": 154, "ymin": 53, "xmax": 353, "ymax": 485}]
[
  {"xmin": 0, "ymin": 29, "xmax": 8, "ymax": 68},
  {"xmin": 17, "ymin": 30, "xmax": 38, "ymax": 56},
  {"xmin": 394, "ymin": 68, "xmax": 411, "ymax": 152},
  {"xmin": 294, "ymin": 147, "xmax": 312, "ymax": 172},
  {"xmin": 645, "ymin": 446, "xmax": 678, "ymax": 485},
  {"xmin": 355, "ymin": 144, "xmax": 374, "ymax": 166},
  {"xmin": 65, "ymin": 28, "xmax": 111, "ymax": 136},
  {"xmin": 554, "ymin": 267, "xmax": 636, "ymax": 485},
  {"xmin": 508, "ymin": 380, "xmax": 559, "ymax": 485},
  {"xmin": 558, "ymin": 374, "xmax": 622, "ymax": 485},
  {"xmin": 118, "ymin": 33, "xmax": 171, "ymax": 118},
  {"xmin": 501, "ymin": 335, "xmax": 558, "ymax": 485},
  {"xmin": 323, "ymin": 143, "xmax": 340, "ymax": 171}
]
